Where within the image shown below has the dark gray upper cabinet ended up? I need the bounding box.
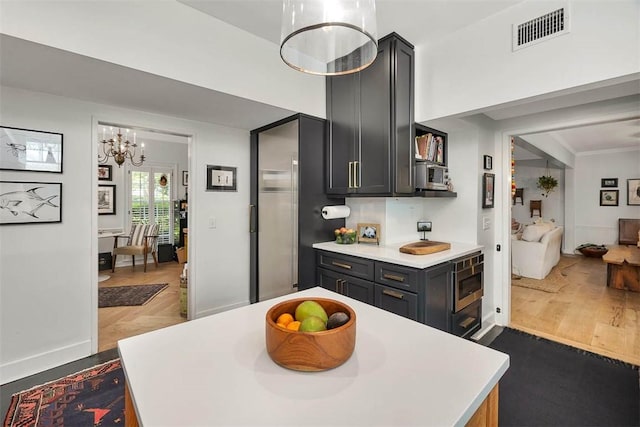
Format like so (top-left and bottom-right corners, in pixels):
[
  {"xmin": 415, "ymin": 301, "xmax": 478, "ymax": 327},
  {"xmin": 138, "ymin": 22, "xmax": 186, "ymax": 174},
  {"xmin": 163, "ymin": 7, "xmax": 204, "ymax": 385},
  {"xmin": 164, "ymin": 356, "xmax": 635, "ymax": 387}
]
[{"xmin": 326, "ymin": 33, "xmax": 415, "ymax": 196}]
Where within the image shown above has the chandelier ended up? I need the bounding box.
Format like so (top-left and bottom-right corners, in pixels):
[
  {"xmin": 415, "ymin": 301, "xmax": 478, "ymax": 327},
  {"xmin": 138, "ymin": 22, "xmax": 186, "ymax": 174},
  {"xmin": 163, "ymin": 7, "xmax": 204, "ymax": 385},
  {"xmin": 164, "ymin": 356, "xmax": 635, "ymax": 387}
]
[
  {"xmin": 280, "ymin": 0, "xmax": 378, "ymax": 75},
  {"xmin": 98, "ymin": 127, "xmax": 145, "ymax": 167}
]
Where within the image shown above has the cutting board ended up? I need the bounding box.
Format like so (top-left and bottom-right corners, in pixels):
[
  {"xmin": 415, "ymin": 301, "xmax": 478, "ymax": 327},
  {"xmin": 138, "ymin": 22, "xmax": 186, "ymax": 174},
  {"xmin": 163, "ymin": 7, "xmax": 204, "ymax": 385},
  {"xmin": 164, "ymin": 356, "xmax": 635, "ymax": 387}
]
[{"xmin": 399, "ymin": 241, "xmax": 451, "ymax": 255}]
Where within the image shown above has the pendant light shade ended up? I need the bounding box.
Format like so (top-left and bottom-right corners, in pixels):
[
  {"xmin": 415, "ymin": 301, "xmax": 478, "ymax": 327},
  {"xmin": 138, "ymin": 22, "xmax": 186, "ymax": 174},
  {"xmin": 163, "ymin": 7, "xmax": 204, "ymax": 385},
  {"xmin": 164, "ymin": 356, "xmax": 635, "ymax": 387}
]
[{"xmin": 280, "ymin": 0, "xmax": 378, "ymax": 76}]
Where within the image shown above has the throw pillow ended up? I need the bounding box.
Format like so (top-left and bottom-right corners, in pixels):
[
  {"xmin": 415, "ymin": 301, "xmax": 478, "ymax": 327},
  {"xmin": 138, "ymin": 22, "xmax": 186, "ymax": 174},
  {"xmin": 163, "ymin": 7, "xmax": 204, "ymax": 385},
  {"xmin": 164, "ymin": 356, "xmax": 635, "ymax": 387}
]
[{"xmin": 522, "ymin": 224, "xmax": 551, "ymax": 242}]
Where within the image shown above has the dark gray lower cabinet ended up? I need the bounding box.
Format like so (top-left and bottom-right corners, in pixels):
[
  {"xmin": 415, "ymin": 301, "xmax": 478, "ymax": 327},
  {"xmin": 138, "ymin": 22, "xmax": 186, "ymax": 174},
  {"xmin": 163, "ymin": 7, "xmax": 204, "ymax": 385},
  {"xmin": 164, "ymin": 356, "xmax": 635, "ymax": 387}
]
[
  {"xmin": 316, "ymin": 250, "xmax": 459, "ymax": 334},
  {"xmin": 317, "ymin": 267, "xmax": 375, "ymax": 305},
  {"xmin": 374, "ymin": 284, "xmax": 418, "ymax": 321}
]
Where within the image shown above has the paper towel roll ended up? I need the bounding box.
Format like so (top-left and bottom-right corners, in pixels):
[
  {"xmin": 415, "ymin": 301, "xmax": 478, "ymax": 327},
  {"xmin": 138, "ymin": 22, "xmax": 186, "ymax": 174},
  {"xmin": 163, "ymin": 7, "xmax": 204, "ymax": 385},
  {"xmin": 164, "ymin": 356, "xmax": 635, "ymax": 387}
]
[{"xmin": 321, "ymin": 205, "xmax": 350, "ymax": 220}]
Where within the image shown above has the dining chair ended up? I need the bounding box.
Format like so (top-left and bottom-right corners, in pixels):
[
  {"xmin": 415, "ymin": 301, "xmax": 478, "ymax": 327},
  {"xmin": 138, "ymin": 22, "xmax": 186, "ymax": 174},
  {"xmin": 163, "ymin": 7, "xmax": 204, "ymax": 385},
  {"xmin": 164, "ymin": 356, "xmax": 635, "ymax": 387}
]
[{"xmin": 112, "ymin": 224, "xmax": 159, "ymax": 272}]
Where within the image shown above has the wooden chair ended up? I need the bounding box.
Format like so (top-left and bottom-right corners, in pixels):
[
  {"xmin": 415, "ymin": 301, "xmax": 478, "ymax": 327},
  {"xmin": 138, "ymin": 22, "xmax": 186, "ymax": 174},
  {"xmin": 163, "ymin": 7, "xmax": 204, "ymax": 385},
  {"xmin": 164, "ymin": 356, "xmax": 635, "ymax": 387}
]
[
  {"xmin": 530, "ymin": 200, "xmax": 542, "ymax": 217},
  {"xmin": 112, "ymin": 224, "xmax": 159, "ymax": 272},
  {"xmin": 513, "ymin": 188, "xmax": 524, "ymax": 205}
]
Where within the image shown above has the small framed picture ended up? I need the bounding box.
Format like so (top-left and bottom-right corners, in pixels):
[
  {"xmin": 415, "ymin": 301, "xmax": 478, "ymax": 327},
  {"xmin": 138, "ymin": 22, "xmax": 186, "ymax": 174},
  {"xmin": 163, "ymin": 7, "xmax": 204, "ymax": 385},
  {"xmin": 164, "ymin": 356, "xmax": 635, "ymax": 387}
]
[
  {"xmin": 207, "ymin": 165, "xmax": 237, "ymax": 191},
  {"xmin": 482, "ymin": 173, "xmax": 495, "ymax": 208},
  {"xmin": 601, "ymin": 178, "xmax": 617, "ymax": 188},
  {"xmin": 600, "ymin": 189, "xmax": 619, "ymax": 206},
  {"xmin": 97, "ymin": 164, "xmax": 112, "ymax": 181},
  {"xmin": 0, "ymin": 126, "xmax": 63, "ymax": 173},
  {"xmin": 182, "ymin": 170, "xmax": 189, "ymax": 186},
  {"xmin": 98, "ymin": 184, "xmax": 116, "ymax": 215},
  {"xmin": 628, "ymin": 178, "xmax": 640, "ymax": 205},
  {"xmin": 483, "ymin": 155, "xmax": 492, "ymax": 171},
  {"xmin": 0, "ymin": 181, "xmax": 62, "ymax": 225},
  {"xmin": 357, "ymin": 223, "xmax": 380, "ymax": 245}
]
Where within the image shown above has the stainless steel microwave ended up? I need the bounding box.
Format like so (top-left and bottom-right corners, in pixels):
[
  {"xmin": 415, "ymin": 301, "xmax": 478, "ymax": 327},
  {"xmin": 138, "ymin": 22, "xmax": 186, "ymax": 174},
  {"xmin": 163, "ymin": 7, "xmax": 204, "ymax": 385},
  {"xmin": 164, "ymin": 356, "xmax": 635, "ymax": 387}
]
[{"xmin": 415, "ymin": 163, "xmax": 448, "ymax": 190}]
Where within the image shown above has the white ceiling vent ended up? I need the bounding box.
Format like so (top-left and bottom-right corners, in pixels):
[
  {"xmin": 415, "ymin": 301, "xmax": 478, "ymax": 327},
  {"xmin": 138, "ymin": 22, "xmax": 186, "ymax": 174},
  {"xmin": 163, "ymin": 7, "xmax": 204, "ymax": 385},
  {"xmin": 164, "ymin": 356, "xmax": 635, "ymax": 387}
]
[{"xmin": 513, "ymin": 6, "xmax": 570, "ymax": 51}]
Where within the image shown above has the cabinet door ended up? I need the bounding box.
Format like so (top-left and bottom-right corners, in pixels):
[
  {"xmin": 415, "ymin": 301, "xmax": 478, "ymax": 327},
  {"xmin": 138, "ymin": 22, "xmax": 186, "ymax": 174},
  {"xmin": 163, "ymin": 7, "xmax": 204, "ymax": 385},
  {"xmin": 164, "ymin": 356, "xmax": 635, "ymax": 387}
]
[
  {"xmin": 392, "ymin": 38, "xmax": 415, "ymax": 194},
  {"xmin": 326, "ymin": 74, "xmax": 358, "ymax": 195},
  {"xmin": 423, "ymin": 262, "xmax": 452, "ymax": 332},
  {"xmin": 374, "ymin": 284, "xmax": 418, "ymax": 321},
  {"xmin": 316, "ymin": 267, "xmax": 374, "ymax": 305},
  {"xmin": 357, "ymin": 39, "xmax": 391, "ymax": 194}
]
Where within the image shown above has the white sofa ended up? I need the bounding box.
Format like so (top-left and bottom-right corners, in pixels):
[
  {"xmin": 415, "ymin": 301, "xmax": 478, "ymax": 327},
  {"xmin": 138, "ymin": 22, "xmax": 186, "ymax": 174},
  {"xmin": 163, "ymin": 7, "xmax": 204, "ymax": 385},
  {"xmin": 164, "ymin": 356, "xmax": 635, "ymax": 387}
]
[{"xmin": 512, "ymin": 224, "xmax": 563, "ymax": 279}]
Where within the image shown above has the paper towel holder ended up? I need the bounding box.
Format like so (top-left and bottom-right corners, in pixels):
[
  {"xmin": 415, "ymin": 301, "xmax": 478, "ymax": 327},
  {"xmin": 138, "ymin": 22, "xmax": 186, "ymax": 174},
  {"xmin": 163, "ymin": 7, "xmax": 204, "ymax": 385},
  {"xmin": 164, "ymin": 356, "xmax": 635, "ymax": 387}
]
[{"xmin": 321, "ymin": 205, "xmax": 350, "ymax": 220}]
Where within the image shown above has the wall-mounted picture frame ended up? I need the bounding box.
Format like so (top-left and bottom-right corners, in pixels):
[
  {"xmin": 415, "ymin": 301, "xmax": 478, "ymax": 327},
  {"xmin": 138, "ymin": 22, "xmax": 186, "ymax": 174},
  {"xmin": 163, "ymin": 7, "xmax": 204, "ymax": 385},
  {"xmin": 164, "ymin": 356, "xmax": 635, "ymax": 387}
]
[
  {"xmin": 482, "ymin": 173, "xmax": 495, "ymax": 208},
  {"xmin": 0, "ymin": 126, "xmax": 63, "ymax": 173},
  {"xmin": 483, "ymin": 155, "xmax": 492, "ymax": 171},
  {"xmin": 0, "ymin": 181, "xmax": 62, "ymax": 225},
  {"xmin": 601, "ymin": 178, "xmax": 617, "ymax": 188},
  {"xmin": 628, "ymin": 178, "xmax": 640, "ymax": 206},
  {"xmin": 600, "ymin": 189, "xmax": 619, "ymax": 206},
  {"xmin": 357, "ymin": 222, "xmax": 380, "ymax": 245},
  {"xmin": 97, "ymin": 164, "xmax": 112, "ymax": 181},
  {"xmin": 98, "ymin": 184, "xmax": 116, "ymax": 215},
  {"xmin": 206, "ymin": 165, "xmax": 237, "ymax": 192},
  {"xmin": 182, "ymin": 170, "xmax": 189, "ymax": 186}
]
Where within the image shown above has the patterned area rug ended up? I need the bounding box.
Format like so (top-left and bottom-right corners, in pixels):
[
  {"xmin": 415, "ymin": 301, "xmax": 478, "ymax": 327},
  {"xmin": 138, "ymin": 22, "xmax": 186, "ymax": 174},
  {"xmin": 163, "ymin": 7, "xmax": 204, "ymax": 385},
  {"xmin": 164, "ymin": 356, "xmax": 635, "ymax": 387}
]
[
  {"xmin": 511, "ymin": 256, "xmax": 578, "ymax": 293},
  {"xmin": 3, "ymin": 359, "xmax": 124, "ymax": 427},
  {"xmin": 99, "ymin": 283, "xmax": 168, "ymax": 308}
]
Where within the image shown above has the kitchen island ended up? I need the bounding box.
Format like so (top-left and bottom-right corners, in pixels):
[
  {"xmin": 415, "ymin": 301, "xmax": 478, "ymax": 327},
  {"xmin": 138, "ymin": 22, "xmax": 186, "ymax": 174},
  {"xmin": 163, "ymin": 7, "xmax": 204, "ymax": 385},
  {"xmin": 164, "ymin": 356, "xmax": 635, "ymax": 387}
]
[{"xmin": 119, "ymin": 287, "xmax": 508, "ymax": 426}]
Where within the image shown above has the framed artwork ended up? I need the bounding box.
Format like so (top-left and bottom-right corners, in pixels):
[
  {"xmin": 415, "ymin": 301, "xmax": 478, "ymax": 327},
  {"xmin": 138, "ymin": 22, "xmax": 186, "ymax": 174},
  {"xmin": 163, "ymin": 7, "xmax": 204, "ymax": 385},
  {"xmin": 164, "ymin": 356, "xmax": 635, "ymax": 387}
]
[
  {"xmin": 97, "ymin": 164, "xmax": 112, "ymax": 181},
  {"xmin": 182, "ymin": 170, "xmax": 189, "ymax": 186},
  {"xmin": 601, "ymin": 178, "xmax": 617, "ymax": 188},
  {"xmin": 0, "ymin": 126, "xmax": 63, "ymax": 173},
  {"xmin": 483, "ymin": 155, "xmax": 492, "ymax": 171},
  {"xmin": 628, "ymin": 178, "xmax": 640, "ymax": 205},
  {"xmin": 0, "ymin": 181, "xmax": 62, "ymax": 225},
  {"xmin": 357, "ymin": 222, "xmax": 380, "ymax": 245},
  {"xmin": 206, "ymin": 165, "xmax": 237, "ymax": 191},
  {"xmin": 482, "ymin": 173, "xmax": 495, "ymax": 208},
  {"xmin": 600, "ymin": 189, "xmax": 619, "ymax": 206},
  {"xmin": 98, "ymin": 184, "xmax": 116, "ymax": 215}
]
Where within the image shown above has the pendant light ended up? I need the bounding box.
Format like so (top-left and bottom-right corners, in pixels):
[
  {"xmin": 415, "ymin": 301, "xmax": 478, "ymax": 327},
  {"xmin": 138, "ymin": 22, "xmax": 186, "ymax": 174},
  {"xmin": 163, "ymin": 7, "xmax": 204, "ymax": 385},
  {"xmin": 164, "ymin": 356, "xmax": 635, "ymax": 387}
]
[{"xmin": 280, "ymin": 0, "xmax": 378, "ymax": 76}]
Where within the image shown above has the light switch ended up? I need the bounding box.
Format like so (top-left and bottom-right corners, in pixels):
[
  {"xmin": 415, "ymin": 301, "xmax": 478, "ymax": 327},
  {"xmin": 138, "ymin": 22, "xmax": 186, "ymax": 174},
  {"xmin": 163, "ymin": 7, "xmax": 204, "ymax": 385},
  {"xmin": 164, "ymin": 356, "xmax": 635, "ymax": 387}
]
[
  {"xmin": 209, "ymin": 217, "xmax": 216, "ymax": 229},
  {"xmin": 482, "ymin": 216, "xmax": 491, "ymax": 230}
]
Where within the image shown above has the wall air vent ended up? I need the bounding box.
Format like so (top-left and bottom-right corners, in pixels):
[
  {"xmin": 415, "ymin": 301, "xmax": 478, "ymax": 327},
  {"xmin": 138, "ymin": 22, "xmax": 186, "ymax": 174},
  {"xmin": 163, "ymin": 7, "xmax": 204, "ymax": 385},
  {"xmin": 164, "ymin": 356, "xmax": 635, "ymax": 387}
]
[{"xmin": 513, "ymin": 6, "xmax": 570, "ymax": 51}]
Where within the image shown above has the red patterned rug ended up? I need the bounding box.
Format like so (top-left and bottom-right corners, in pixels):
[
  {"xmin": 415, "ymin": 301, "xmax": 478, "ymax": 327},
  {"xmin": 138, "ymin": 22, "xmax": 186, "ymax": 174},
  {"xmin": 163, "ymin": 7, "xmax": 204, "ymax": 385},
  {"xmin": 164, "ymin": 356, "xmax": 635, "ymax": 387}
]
[{"xmin": 3, "ymin": 359, "xmax": 124, "ymax": 427}]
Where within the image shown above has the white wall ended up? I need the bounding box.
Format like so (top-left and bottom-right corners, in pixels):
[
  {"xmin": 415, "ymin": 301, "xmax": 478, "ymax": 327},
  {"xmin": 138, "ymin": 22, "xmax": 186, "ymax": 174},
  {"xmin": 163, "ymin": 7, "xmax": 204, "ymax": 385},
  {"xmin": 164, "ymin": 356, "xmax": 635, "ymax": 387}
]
[
  {"xmin": 415, "ymin": 0, "xmax": 640, "ymax": 121},
  {"xmin": 0, "ymin": 0, "xmax": 325, "ymax": 119},
  {"xmin": 0, "ymin": 86, "xmax": 252, "ymax": 383},
  {"xmin": 571, "ymin": 149, "xmax": 640, "ymax": 248}
]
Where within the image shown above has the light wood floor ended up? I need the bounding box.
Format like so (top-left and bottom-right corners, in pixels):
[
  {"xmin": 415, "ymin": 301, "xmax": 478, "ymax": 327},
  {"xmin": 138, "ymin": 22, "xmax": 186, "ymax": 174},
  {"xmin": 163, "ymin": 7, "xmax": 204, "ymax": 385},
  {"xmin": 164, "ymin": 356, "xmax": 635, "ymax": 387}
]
[
  {"xmin": 98, "ymin": 261, "xmax": 187, "ymax": 352},
  {"xmin": 511, "ymin": 254, "xmax": 640, "ymax": 366}
]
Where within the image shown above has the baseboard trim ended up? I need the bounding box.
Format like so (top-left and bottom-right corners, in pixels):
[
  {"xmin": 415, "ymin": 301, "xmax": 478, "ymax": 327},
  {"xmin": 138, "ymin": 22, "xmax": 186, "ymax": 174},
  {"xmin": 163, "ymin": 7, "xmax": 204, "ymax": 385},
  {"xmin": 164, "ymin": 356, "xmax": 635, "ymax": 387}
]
[
  {"xmin": 196, "ymin": 300, "xmax": 249, "ymax": 318},
  {"xmin": 1, "ymin": 340, "xmax": 91, "ymax": 385}
]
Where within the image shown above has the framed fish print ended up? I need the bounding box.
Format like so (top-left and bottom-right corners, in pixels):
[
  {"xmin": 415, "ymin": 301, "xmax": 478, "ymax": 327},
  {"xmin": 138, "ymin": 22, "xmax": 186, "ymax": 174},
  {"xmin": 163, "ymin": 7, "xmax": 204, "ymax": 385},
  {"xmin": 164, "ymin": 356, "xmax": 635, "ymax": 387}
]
[
  {"xmin": 0, "ymin": 126, "xmax": 63, "ymax": 173},
  {"xmin": 0, "ymin": 181, "xmax": 62, "ymax": 225},
  {"xmin": 98, "ymin": 185, "xmax": 116, "ymax": 215},
  {"xmin": 628, "ymin": 178, "xmax": 640, "ymax": 205}
]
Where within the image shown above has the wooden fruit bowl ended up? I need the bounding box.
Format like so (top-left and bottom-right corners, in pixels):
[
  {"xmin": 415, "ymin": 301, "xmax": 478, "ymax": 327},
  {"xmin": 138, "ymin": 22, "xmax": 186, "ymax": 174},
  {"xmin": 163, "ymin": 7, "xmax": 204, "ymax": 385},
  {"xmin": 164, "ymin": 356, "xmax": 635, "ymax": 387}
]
[{"xmin": 265, "ymin": 297, "xmax": 356, "ymax": 372}]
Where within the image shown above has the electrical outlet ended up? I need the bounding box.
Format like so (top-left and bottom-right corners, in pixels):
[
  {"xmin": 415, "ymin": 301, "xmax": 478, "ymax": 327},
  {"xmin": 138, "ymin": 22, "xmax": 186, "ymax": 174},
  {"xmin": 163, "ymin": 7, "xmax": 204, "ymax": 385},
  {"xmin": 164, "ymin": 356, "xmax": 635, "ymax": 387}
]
[
  {"xmin": 482, "ymin": 216, "xmax": 491, "ymax": 230},
  {"xmin": 209, "ymin": 217, "xmax": 216, "ymax": 229}
]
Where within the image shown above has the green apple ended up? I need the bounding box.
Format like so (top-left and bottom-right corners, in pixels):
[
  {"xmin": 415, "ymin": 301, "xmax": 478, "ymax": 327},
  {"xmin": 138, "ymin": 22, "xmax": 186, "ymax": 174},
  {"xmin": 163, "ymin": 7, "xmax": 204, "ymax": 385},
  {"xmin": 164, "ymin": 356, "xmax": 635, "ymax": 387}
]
[
  {"xmin": 299, "ymin": 316, "xmax": 327, "ymax": 332},
  {"xmin": 295, "ymin": 300, "xmax": 328, "ymax": 323}
]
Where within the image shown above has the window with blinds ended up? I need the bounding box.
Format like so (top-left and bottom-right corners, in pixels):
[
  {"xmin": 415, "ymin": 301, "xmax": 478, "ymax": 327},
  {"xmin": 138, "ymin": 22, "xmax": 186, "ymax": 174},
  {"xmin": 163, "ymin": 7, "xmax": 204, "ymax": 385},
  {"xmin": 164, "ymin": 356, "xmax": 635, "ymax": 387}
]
[{"xmin": 130, "ymin": 168, "xmax": 173, "ymax": 245}]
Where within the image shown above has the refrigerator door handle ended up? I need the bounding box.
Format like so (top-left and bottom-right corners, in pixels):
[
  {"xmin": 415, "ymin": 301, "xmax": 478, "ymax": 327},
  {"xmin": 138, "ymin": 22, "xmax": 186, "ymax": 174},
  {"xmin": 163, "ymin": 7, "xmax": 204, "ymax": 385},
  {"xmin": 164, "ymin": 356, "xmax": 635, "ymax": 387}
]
[{"xmin": 249, "ymin": 204, "xmax": 256, "ymax": 233}]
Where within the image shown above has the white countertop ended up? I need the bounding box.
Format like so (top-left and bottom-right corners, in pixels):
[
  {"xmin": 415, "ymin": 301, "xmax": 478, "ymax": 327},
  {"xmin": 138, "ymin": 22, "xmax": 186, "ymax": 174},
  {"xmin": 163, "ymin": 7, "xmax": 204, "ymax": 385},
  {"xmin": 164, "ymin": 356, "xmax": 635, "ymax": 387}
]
[
  {"xmin": 119, "ymin": 288, "xmax": 509, "ymax": 426},
  {"xmin": 313, "ymin": 240, "xmax": 484, "ymax": 268}
]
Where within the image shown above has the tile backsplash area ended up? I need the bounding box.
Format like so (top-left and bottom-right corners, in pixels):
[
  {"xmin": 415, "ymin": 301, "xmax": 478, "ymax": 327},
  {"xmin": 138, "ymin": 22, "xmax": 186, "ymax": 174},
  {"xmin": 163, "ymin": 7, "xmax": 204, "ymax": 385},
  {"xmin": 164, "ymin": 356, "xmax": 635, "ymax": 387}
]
[{"xmin": 346, "ymin": 198, "xmax": 425, "ymax": 245}]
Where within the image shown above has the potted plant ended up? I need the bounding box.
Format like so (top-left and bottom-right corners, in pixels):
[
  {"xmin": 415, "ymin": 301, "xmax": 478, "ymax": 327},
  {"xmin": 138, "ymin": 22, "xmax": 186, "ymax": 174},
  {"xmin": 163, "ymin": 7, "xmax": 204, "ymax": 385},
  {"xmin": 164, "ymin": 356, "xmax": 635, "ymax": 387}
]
[{"xmin": 537, "ymin": 174, "xmax": 558, "ymax": 197}]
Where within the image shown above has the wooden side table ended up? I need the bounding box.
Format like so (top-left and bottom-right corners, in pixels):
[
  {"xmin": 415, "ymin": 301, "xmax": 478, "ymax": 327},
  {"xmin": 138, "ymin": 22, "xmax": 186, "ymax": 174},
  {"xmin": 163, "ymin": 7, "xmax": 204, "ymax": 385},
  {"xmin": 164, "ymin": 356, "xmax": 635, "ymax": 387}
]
[{"xmin": 602, "ymin": 245, "xmax": 640, "ymax": 292}]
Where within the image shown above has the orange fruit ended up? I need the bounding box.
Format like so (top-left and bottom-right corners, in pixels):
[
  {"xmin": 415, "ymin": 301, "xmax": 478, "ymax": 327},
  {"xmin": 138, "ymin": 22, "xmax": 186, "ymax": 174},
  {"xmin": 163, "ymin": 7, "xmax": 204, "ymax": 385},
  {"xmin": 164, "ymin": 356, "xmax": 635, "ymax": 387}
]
[
  {"xmin": 276, "ymin": 323, "xmax": 287, "ymax": 329},
  {"xmin": 276, "ymin": 312, "xmax": 294, "ymax": 326},
  {"xmin": 286, "ymin": 321, "xmax": 301, "ymax": 331}
]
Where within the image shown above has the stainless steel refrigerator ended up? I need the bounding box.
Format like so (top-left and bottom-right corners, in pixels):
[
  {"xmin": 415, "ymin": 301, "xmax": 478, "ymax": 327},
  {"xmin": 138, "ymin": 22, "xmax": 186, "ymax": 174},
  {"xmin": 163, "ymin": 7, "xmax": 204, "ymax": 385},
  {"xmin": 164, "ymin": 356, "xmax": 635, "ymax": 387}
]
[{"xmin": 250, "ymin": 114, "xmax": 344, "ymax": 303}]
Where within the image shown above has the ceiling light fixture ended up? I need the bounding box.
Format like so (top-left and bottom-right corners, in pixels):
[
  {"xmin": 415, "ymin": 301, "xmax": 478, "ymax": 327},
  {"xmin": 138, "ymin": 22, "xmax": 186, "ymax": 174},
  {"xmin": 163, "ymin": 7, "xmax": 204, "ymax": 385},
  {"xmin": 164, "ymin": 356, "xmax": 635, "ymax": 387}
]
[
  {"xmin": 99, "ymin": 127, "xmax": 145, "ymax": 167},
  {"xmin": 280, "ymin": 0, "xmax": 378, "ymax": 76}
]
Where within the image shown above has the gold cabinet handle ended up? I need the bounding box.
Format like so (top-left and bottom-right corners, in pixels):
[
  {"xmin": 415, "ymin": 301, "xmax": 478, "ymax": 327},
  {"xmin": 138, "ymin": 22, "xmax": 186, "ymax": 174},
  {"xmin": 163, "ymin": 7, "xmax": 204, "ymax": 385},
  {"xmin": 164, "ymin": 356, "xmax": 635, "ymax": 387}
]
[
  {"xmin": 353, "ymin": 161, "xmax": 359, "ymax": 188},
  {"xmin": 348, "ymin": 162, "xmax": 353, "ymax": 188},
  {"xmin": 383, "ymin": 274, "xmax": 405, "ymax": 282},
  {"xmin": 382, "ymin": 289, "xmax": 404, "ymax": 299},
  {"xmin": 331, "ymin": 261, "xmax": 352, "ymax": 270}
]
